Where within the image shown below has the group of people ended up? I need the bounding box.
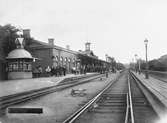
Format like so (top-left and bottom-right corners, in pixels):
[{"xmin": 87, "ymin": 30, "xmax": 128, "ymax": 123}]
[
  {"xmin": 71, "ymin": 65, "xmax": 109, "ymax": 75},
  {"xmin": 32, "ymin": 65, "xmax": 43, "ymax": 78},
  {"xmin": 32, "ymin": 64, "xmax": 111, "ymax": 78},
  {"xmin": 33, "ymin": 65, "xmax": 67, "ymax": 78},
  {"xmin": 50, "ymin": 66, "xmax": 66, "ymax": 76}
]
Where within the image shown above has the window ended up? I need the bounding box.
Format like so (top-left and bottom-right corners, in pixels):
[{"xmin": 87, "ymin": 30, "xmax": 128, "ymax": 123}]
[
  {"xmin": 13, "ymin": 63, "xmax": 18, "ymax": 71},
  {"xmin": 18, "ymin": 61, "xmax": 23, "ymax": 71},
  {"xmin": 68, "ymin": 58, "xmax": 71, "ymax": 63},
  {"xmin": 65, "ymin": 57, "xmax": 68, "ymax": 64},
  {"xmin": 23, "ymin": 63, "xmax": 27, "ymax": 71},
  {"xmin": 56, "ymin": 56, "xmax": 58, "ymax": 61},
  {"xmin": 9, "ymin": 64, "xmax": 13, "ymax": 72},
  {"xmin": 28, "ymin": 64, "xmax": 31, "ymax": 71},
  {"xmin": 7, "ymin": 61, "xmax": 32, "ymax": 72},
  {"xmin": 60, "ymin": 57, "xmax": 63, "ymax": 61},
  {"xmin": 73, "ymin": 58, "xmax": 75, "ymax": 63}
]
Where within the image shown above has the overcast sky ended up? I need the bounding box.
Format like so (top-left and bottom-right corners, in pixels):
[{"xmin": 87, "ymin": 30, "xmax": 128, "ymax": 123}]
[{"xmin": 1, "ymin": 0, "xmax": 167, "ymax": 63}]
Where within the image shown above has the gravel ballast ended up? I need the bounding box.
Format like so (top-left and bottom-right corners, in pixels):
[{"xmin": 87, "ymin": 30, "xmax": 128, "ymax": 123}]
[{"xmin": 0, "ymin": 73, "xmax": 119, "ymax": 123}]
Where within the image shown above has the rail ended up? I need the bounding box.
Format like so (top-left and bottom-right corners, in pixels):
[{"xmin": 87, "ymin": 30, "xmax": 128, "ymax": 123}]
[
  {"xmin": 130, "ymin": 71, "xmax": 167, "ymax": 117},
  {"xmin": 60, "ymin": 73, "xmax": 100, "ymax": 84},
  {"xmin": 63, "ymin": 74, "xmax": 121, "ymax": 123},
  {"xmin": 0, "ymin": 74, "xmax": 104, "ymax": 110},
  {"xmin": 124, "ymin": 93, "xmax": 129, "ymax": 123},
  {"xmin": 128, "ymin": 74, "xmax": 135, "ymax": 123}
]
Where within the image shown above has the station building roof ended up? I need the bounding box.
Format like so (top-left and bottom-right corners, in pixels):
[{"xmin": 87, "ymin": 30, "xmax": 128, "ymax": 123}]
[
  {"xmin": 6, "ymin": 48, "xmax": 33, "ymax": 59},
  {"xmin": 29, "ymin": 39, "xmax": 78, "ymax": 55}
]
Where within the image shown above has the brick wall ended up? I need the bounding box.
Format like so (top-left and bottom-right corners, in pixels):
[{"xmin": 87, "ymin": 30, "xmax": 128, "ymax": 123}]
[
  {"xmin": 31, "ymin": 48, "xmax": 53, "ymax": 72},
  {"xmin": 52, "ymin": 48, "xmax": 77, "ymax": 73}
]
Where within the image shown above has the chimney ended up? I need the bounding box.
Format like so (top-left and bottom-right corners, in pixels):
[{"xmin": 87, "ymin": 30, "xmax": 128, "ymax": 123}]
[
  {"xmin": 85, "ymin": 42, "xmax": 91, "ymax": 51},
  {"xmin": 66, "ymin": 45, "xmax": 70, "ymax": 50},
  {"xmin": 48, "ymin": 38, "xmax": 54, "ymax": 45},
  {"xmin": 23, "ymin": 29, "xmax": 31, "ymax": 38}
]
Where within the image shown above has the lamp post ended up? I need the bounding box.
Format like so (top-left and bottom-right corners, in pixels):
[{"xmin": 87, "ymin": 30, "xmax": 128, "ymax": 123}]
[
  {"xmin": 135, "ymin": 54, "xmax": 138, "ymax": 73},
  {"xmin": 138, "ymin": 58, "xmax": 141, "ymax": 74},
  {"xmin": 144, "ymin": 38, "xmax": 149, "ymax": 79},
  {"xmin": 132, "ymin": 58, "xmax": 134, "ymax": 70}
]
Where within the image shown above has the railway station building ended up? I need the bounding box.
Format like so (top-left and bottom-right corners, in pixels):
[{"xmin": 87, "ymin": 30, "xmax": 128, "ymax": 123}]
[
  {"xmin": 28, "ymin": 38, "xmax": 107, "ymax": 75},
  {"xmin": 28, "ymin": 38, "xmax": 78, "ymax": 74},
  {"xmin": 0, "ymin": 29, "xmax": 111, "ymax": 80}
]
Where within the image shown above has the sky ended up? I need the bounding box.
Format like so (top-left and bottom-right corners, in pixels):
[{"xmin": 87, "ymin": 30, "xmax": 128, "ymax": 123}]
[{"xmin": 1, "ymin": 0, "xmax": 167, "ymax": 63}]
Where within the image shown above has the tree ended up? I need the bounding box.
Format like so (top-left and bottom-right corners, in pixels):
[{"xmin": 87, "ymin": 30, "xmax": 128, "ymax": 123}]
[
  {"xmin": 116, "ymin": 62, "xmax": 125, "ymax": 70},
  {"xmin": 139, "ymin": 58, "xmax": 167, "ymax": 72},
  {"xmin": 149, "ymin": 59, "xmax": 167, "ymax": 71},
  {"xmin": 0, "ymin": 24, "xmax": 20, "ymax": 55}
]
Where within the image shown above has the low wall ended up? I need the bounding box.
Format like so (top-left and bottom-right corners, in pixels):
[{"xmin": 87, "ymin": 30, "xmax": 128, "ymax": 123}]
[{"xmin": 8, "ymin": 72, "xmax": 32, "ymax": 80}]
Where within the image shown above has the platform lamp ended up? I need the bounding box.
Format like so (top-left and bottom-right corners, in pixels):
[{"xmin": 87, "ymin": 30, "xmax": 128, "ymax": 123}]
[
  {"xmin": 144, "ymin": 38, "xmax": 149, "ymax": 79},
  {"xmin": 134, "ymin": 54, "xmax": 138, "ymax": 73},
  {"xmin": 138, "ymin": 58, "xmax": 141, "ymax": 74}
]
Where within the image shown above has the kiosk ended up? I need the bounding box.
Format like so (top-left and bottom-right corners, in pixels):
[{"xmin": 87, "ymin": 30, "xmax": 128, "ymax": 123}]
[{"xmin": 6, "ymin": 37, "xmax": 33, "ymax": 79}]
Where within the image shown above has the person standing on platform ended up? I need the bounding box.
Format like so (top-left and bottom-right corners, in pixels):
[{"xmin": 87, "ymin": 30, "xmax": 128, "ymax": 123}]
[
  {"xmin": 45, "ymin": 66, "xmax": 51, "ymax": 77},
  {"xmin": 33, "ymin": 67, "xmax": 39, "ymax": 78},
  {"xmin": 38, "ymin": 65, "xmax": 43, "ymax": 77},
  {"xmin": 105, "ymin": 70, "xmax": 108, "ymax": 78},
  {"xmin": 51, "ymin": 66, "xmax": 54, "ymax": 76},
  {"xmin": 63, "ymin": 66, "xmax": 66, "ymax": 76},
  {"xmin": 72, "ymin": 66, "xmax": 76, "ymax": 74},
  {"xmin": 58, "ymin": 66, "xmax": 62, "ymax": 76}
]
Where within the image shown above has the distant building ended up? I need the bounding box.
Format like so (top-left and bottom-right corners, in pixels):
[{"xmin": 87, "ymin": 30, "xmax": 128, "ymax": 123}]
[{"xmin": 78, "ymin": 42, "xmax": 98, "ymax": 59}]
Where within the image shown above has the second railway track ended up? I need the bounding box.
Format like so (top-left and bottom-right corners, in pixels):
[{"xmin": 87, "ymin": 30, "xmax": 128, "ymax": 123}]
[{"xmin": 0, "ymin": 74, "xmax": 104, "ymax": 114}]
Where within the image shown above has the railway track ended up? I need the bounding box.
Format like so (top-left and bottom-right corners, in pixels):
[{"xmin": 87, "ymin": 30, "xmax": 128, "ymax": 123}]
[
  {"xmin": 0, "ymin": 74, "xmax": 104, "ymax": 114},
  {"xmin": 129, "ymin": 72, "xmax": 159, "ymax": 123},
  {"xmin": 63, "ymin": 71, "xmax": 128, "ymax": 123},
  {"xmin": 63, "ymin": 70, "xmax": 160, "ymax": 123}
]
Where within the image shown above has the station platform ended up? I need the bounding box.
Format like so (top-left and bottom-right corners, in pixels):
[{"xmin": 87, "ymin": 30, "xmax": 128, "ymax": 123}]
[
  {"xmin": 133, "ymin": 72, "xmax": 167, "ymax": 108},
  {"xmin": 0, "ymin": 73, "xmax": 97, "ymax": 97}
]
